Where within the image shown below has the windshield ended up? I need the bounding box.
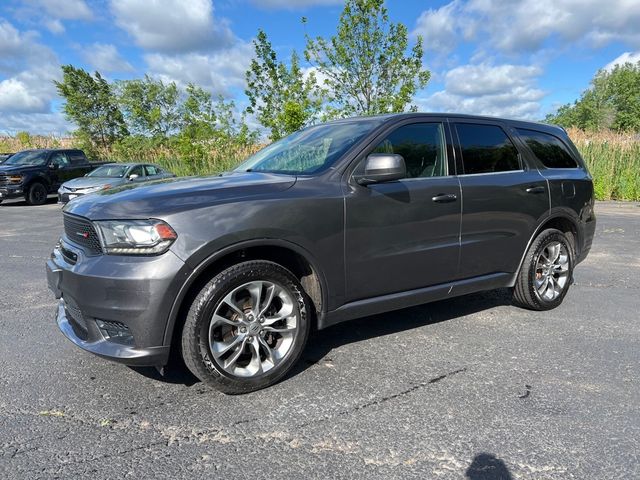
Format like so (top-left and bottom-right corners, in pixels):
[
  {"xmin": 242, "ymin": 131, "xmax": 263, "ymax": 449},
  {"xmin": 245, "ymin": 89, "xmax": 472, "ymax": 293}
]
[
  {"xmin": 3, "ymin": 151, "xmax": 48, "ymax": 166},
  {"xmin": 234, "ymin": 120, "xmax": 383, "ymax": 175},
  {"xmin": 87, "ymin": 165, "xmax": 129, "ymax": 178}
]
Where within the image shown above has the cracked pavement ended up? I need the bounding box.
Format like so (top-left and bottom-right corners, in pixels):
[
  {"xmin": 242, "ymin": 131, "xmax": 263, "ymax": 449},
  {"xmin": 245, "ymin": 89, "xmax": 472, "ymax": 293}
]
[{"xmin": 0, "ymin": 199, "xmax": 638, "ymax": 479}]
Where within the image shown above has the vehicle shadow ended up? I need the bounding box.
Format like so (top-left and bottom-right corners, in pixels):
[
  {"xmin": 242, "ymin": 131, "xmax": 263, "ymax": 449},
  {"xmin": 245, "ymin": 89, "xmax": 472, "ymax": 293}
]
[
  {"xmin": 0, "ymin": 197, "xmax": 59, "ymax": 207},
  {"xmin": 289, "ymin": 287, "xmax": 513, "ymax": 378},
  {"xmin": 131, "ymin": 287, "xmax": 513, "ymax": 388}
]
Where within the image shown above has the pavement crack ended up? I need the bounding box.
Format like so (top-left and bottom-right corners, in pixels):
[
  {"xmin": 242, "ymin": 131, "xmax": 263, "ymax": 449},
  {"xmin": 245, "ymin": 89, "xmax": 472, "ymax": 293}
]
[{"xmin": 298, "ymin": 367, "xmax": 468, "ymax": 428}]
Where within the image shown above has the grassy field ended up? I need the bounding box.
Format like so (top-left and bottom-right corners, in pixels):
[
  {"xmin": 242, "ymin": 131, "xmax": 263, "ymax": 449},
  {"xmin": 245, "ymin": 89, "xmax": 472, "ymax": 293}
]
[{"xmin": 2, "ymin": 128, "xmax": 639, "ymax": 201}]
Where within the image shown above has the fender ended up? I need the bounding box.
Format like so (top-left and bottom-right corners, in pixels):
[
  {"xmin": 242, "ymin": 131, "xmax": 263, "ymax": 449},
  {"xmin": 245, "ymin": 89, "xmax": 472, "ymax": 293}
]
[
  {"xmin": 507, "ymin": 212, "xmax": 580, "ymax": 287},
  {"xmin": 161, "ymin": 238, "xmax": 330, "ymax": 346}
]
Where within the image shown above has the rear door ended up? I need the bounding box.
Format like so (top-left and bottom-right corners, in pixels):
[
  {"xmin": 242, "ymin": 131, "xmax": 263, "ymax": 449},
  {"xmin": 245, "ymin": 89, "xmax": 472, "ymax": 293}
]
[
  {"xmin": 344, "ymin": 119, "xmax": 462, "ymax": 301},
  {"xmin": 452, "ymin": 120, "xmax": 549, "ymax": 278}
]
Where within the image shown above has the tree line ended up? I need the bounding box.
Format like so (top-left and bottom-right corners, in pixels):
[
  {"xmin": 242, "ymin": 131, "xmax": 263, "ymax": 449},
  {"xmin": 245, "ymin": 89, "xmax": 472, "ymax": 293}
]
[
  {"xmin": 546, "ymin": 61, "xmax": 640, "ymax": 133},
  {"xmin": 55, "ymin": 0, "xmax": 429, "ymax": 159}
]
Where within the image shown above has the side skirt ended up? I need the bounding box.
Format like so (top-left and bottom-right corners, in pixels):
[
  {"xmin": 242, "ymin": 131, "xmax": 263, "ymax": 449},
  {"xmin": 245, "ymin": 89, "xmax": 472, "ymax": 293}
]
[{"xmin": 320, "ymin": 272, "xmax": 512, "ymax": 329}]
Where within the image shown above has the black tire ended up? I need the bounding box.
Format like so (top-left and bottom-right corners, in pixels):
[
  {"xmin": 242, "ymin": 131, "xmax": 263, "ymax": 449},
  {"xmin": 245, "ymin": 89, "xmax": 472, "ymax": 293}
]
[
  {"xmin": 181, "ymin": 260, "xmax": 311, "ymax": 394},
  {"xmin": 26, "ymin": 182, "xmax": 48, "ymax": 205},
  {"xmin": 513, "ymin": 228, "xmax": 574, "ymax": 311}
]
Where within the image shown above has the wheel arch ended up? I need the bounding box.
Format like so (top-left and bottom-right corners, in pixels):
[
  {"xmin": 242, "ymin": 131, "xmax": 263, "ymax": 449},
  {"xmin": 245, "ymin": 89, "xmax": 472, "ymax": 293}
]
[
  {"xmin": 509, "ymin": 213, "xmax": 579, "ymax": 287},
  {"xmin": 162, "ymin": 239, "xmax": 328, "ymax": 349}
]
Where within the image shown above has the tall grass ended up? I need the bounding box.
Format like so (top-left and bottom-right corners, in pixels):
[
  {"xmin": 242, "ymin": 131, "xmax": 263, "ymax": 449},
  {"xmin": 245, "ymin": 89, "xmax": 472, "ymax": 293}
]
[
  {"xmin": 567, "ymin": 128, "xmax": 640, "ymax": 201},
  {"xmin": 2, "ymin": 129, "xmax": 639, "ymax": 201}
]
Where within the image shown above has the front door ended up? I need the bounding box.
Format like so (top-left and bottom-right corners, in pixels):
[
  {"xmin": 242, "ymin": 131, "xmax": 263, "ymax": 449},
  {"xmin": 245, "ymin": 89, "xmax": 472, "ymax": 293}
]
[{"xmin": 344, "ymin": 121, "xmax": 462, "ymax": 302}]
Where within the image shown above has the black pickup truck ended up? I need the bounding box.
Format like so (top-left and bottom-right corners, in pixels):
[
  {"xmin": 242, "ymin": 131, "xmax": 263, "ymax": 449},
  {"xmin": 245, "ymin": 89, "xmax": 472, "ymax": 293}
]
[{"xmin": 0, "ymin": 149, "xmax": 106, "ymax": 205}]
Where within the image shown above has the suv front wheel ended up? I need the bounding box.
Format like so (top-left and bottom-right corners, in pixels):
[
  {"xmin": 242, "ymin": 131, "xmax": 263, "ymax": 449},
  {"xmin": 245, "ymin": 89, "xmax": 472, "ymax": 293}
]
[
  {"xmin": 513, "ymin": 228, "xmax": 574, "ymax": 310},
  {"xmin": 181, "ymin": 260, "xmax": 311, "ymax": 394}
]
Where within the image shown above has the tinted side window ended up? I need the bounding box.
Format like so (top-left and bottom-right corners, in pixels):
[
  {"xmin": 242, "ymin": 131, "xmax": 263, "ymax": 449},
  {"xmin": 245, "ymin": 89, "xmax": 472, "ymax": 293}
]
[
  {"xmin": 129, "ymin": 165, "xmax": 144, "ymax": 177},
  {"xmin": 516, "ymin": 128, "xmax": 578, "ymax": 168},
  {"xmin": 456, "ymin": 124, "xmax": 520, "ymax": 174},
  {"xmin": 67, "ymin": 151, "xmax": 86, "ymax": 164},
  {"xmin": 144, "ymin": 165, "xmax": 160, "ymax": 176},
  {"xmin": 371, "ymin": 123, "xmax": 447, "ymax": 178},
  {"xmin": 50, "ymin": 152, "xmax": 70, "ymax": 168}
]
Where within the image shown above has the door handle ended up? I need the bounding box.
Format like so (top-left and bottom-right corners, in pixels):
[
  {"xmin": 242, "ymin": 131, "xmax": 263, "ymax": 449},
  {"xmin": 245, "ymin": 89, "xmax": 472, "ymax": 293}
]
[
  {"xmin": 525, "ymin": 186, "xmax": 545, "ymax": 194},
  {"xmin": 432, "ymin": 193, "xmax": 457, "ymax": 203}
]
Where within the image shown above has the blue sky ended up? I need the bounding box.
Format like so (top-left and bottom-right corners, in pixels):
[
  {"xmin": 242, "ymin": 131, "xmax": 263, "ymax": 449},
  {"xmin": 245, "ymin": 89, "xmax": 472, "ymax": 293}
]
[{"xmin": 1, "ymin": 0, "xmax": 639, "ymax": 134}]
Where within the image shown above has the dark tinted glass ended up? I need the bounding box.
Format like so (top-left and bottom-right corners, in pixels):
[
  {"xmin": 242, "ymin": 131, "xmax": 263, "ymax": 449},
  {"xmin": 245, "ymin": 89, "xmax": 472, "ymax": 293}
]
[
  {"xmin": 129, "ymin": 165, "xmax": 144, "ymax": 177},
  {"xmin": 456, "ymin": 124, "xmax": 520, "ymax": 174},
  {"xmin": 144, "ymin": 165, "xmax": 159, "ymax": 176},
  {"xmin": 516, "ymin": 128, "xmax": 577, "ymax": 168},
  {"xmin": 371, "ymin": 123, "xmax": 447, "ymax": 178},
  {"xmin": 50, "ymin": 152, "xmax": 70, "ymax": 168},
  {"xmin": 68, "ymin": 151, "xmax": 86, "ymax": 164}
]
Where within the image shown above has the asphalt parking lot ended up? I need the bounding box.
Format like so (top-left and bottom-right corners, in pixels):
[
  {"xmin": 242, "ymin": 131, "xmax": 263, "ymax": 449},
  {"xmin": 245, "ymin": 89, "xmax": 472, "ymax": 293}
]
[{"xmin": 0, "ymin": 198, "xmax": 638, "ymax": 479}]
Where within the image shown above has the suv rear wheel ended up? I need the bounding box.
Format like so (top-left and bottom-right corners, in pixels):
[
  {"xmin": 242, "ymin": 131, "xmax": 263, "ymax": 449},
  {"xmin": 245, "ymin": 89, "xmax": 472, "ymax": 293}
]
[
  {"xmin": 181, "ymin": 260, "xmax": 311, "ymax": 394},
  {"xmin": 513, "ymin": 228, "xmax": 574, "ymax": 310}
]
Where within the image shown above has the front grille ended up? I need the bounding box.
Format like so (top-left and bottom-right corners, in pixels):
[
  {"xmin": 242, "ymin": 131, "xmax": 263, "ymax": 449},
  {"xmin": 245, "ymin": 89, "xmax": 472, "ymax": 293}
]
[
  {"xmin": 63, "ymin": 214, "xmax": 102, "ymax": 255},
  {"xmin": 0, "ymin": 174, "xmax": 8, "ymax": 187}
]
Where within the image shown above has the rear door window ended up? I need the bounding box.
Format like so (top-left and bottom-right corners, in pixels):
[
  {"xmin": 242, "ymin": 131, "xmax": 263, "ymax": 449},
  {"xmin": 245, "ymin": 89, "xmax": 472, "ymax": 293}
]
[
  {"xmin": 515, "ymin": 128, "xmax": 578, "ymax": 168},
  {"xmin": 455, "ymin": 124, "xmax": 521, "ymax": 174},
  {"xmin": 144, "ymin": 165, "xmax": 159, "ymax": 176}
]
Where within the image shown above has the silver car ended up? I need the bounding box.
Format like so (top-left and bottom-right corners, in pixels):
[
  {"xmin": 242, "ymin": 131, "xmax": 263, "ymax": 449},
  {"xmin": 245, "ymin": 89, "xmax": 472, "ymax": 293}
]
[{"xmin": 58, "ymin": 163, "xmax": 175, "ymax": 203}]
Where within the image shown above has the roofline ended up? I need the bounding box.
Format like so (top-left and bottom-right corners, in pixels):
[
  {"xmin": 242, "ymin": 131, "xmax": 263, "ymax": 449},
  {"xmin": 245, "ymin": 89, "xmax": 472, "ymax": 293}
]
[{"xmin": 323, "ymin": 112, "xmax": 565, "ymax": 134}]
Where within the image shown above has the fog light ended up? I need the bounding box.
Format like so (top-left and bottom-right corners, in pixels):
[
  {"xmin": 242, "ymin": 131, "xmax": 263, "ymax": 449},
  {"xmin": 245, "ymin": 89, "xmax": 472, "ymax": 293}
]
[{"xmin": 95, "ymin": 319, "xmax": 134, "ymax": 345}]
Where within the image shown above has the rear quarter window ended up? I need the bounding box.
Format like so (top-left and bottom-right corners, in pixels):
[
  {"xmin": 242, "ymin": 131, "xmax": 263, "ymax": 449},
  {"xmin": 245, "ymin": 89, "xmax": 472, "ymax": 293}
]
[
  {"xmin": 515, "ymin": 128, "xmax": 578, "ymax": 168},
  {"xmin": 455, "ymin": 123, "xmax": 521, "ymax": 174}
]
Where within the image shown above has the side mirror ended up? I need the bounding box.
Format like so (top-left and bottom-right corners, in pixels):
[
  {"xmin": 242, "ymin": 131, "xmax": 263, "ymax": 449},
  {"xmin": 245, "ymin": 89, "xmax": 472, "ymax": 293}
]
[
  {"xmin": 128, "ymin": 174, "xmax": 139, "ymax": 181},
  {"xmin": 49, "ymin": 163, "xmax": 59, "ymax": 170},
  {"xmin": 355, "ymin": 153, "xmax": 406, "ymax": 186}
]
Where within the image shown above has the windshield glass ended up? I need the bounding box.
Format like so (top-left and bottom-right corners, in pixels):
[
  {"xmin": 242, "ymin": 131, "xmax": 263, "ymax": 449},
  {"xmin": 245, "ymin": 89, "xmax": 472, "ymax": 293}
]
[
  {"xmin": 87, "ymin": 165, "xmax": 129, "ymax": 178},
  {"xmin": 3, "ymin": 151, "xmax": 48, "ymax": 166},
  {"xmin": 234, "ymin": 120, "xmax": 384, "ymax": 175}
]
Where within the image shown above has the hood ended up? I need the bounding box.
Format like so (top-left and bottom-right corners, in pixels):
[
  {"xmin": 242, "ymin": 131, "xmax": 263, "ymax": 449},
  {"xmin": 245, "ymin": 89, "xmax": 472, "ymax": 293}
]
[
  {"xmin": 63, "ymin": 171, "xmax": 297, "ymax": 219},
  {"xmin": 62, "ymin": 176, "xmax": 126, "ymax": 189},
  {"xmin": 0, "ymin": 164, "xmax": 43, "ymax": 175}
]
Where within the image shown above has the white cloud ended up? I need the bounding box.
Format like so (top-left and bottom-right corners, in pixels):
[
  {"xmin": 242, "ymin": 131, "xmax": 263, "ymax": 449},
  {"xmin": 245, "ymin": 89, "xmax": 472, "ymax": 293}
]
[
  {"xmin": 44, "ymin": 19, "xmax": 65, "ymax": 34},
  {"xmin": 30, "ymin": 0, "xmax": 93, "ymax": 20},
  {"xmin": 604, "ymin": 51, "xmax": 640, "ymax": 71},
  {"xmin": 111, "ymin": 0, "xmax": 233, "ymax": 53},
  {"xmin": 145, "ymin": 41, "xmax": 254, "ymax": 95},
  {"xmin": 82, "ymin": 43, "xmax": 133, "ymax": 73},
  {"xmin": 413, "ymin": 0, "xmax": 640, "ymax": 54},
  {"xmin": 0, "ymin": 20, "xmax": 64, "ymax": 132},
  {"xmin": 250, "ymin": 0, "xmax": 343, "ymax": 8},
  {"xmin": 419, "ymin": 63, "xmax": 545, "ymax": 120}
]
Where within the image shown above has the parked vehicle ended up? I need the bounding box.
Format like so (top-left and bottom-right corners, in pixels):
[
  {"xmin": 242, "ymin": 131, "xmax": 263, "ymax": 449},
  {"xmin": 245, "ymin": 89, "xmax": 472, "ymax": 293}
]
[
  {"xmin": 0, "ymin": 149, "xmax": 106, "ymax": 205},
  {"xmin": 0, "ymin": 153, "xmax": 13, "ymax": 163},
  {"xmin": 47, "ymin": 113, "xmax": 596, "ymax": 394},
  {"xmin": 58, "ymin": 163, "xmax": 175, "ymax": 203}
]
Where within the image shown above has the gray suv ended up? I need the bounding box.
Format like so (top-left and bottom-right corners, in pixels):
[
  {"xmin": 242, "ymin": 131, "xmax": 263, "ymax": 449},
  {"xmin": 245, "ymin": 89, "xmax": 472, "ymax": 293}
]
[{"xmin": 47, "ymin": 114, "xmax": 596, "ymax": 394}]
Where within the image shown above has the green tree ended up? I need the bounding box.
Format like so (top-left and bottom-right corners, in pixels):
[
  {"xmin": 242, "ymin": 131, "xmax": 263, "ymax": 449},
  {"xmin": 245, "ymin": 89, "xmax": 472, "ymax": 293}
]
[
  {"xmin": 304, "ymin": 0, "xmax": 430, "ymax": 118},
  {"xmin": 118, "ymin": 75, "xmax": 181, "ymax": 138},
  {"xmin": 546, "ymin": 61, "xmax": 640, "ymax": 132},
  {"xmin": 246, "ymin": 29, "xmax": 323, "ymax": 140},
  {"xmin": 54, "ymin": 65, "xmax": 127, "ymax": 149}
]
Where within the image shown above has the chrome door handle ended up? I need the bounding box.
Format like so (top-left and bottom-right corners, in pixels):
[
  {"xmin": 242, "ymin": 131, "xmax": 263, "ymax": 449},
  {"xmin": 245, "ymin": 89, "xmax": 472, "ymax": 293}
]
[
  {"xmin": 432, "ymin": 193, "xmax": 457, "ymax": 203},
  {"xmin": 525, "ymin": 186, "xmax": 545, "ymax": 194}
]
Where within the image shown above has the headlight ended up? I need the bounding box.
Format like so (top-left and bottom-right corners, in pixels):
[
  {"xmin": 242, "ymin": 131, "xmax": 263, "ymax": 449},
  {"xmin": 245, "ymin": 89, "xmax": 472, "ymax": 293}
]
[
  {"xmin": 7, "ymin": 175, "xmax": 23, "ymax": 184},
  {"xmin": 94, "ymin": 219, "xmax": 177, "ymax": 255}
]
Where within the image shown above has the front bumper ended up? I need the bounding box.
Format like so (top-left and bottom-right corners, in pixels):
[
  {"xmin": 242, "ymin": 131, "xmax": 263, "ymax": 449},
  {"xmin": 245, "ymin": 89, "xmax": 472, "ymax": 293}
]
[
  {"xmin": 54, "ymin": 299, "xmax": 170, "ymax": 366},
  {"xmin": 47, "ymin": 239, "xmax": 190, "ymax": 367},
  {"xmin": 0, "ymin": 185, "xmax": 24, "ymax": 200},
  {"xmin": 58, "ymin": 190, "xmax": 86, "ymax": 204}
]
